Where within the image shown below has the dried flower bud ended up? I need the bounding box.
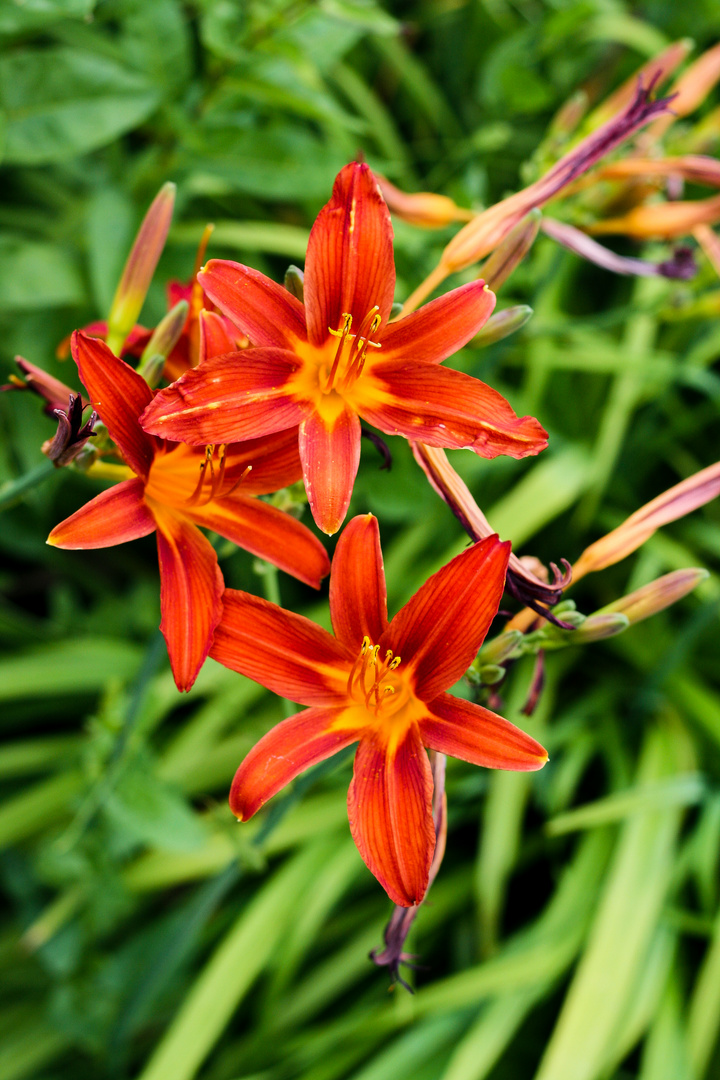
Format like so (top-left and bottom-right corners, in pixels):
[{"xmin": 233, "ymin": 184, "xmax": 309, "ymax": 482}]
[
  {"xmin": 106, "ymin": 182, "xmax": 176, "ymax": 356},
  {"xmin": 439, "ymin": 82, "xmax": 674, "ymax": 274},
  {"xmin": 42, "ymin": 394, "xmax": 98, "ymax": 467},
  {"xmin": 542, "ymin": 217, "xmax": 696, "ymax": 279},
  {"xmin": 586, "ymin": 39, "xmax": 692, "ymax": 131},
  {"xmin": 647, "ymin": 41, "xmax": 720, "ymax": 141},
  {"xmin": 6, "ymin": 357, "xmax": 77, "ymax": 414}
]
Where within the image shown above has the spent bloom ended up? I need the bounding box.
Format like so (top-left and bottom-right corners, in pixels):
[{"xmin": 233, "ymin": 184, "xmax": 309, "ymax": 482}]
[
  {"xmin": 211, "ymin": 514, "xmax": 547, "ymax": 906},
  {"xmin": 48, "ymin": 332, "xmax": 329, "ymax": 691},
  {"xmin": 141, "ymin": 162, "xmax": 547, "ymax": 535}
]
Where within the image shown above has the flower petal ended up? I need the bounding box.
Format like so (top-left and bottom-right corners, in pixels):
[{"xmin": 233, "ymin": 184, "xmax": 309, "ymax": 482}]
[
  {"xmin": 222, "ymin": 429, "xmax": 302, "ymax": 495},
  {"xmin": 380, "ymin": 281, "xmax": 496, "ymax": 364},
  {"xmin": 210, "ymin": 589, "xmax": 351, "ymax": 705},
  {"xmin": 304, "ymin": 162, "xmax": 395, "ymax": 347},
  {"xmin": 420, "ymin": 693, "xmax": 548, "ymax": 770},
  {"xmin": 151, "ymin": 505, "xmax": 224, "ymax": 692},
  {"xmin": 72, "ymin": 331, "xmax": 158, "ymax": 479},
  {"xmin": 299, "ymin": 406, "xmax": 361, "ymax": 535},
  {"xmin": 198, "ymin": 260, "xmax": 307, "ymax": 348},
  {"xmin": 384, "ymin": 534, "xmax": 510, "ymax": 701},
  {"xmin": 198, "ymin": 309, "xmax": 244, "ymax": 362},
  {"xmin": 330, "ymin": 514, "xmax": 388, "ymax": 648},
  {"xmin": 230, "ymin": 706, "xmax": 364, "ymax": 820},
  {"xmin": 47, "ymin": 478, "xmax": 155, "ymax": 548},
  {"xmin": 362, "ymin": 362, "xmax": 548, "ymax": 460},
  {"xmin": 140, "ymin": 349, "xmax": 304, "ymax": 445},
  {"xmin": 188, "ymin": 495, "xmax": 330, "ymax": 589},
  {"xmin": 348, "ymin": 723, "xmax": 435, "ymax": 906}
]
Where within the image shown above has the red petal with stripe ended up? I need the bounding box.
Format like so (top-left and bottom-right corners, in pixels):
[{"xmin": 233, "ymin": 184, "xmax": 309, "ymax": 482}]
[
  {"xmin": 198, "ymin": 309, "xmax": 242, "ymax": 362},
  {"xmin": 304, "ymin": 163, "xmax": 395, "ymax": 347},
  {"xmin": 384, "ymin": 535, "xmax": 510, "ymax": 701},
  {"xmin": 72, "ymin": 331, "xmax": 158, "ymax": 479},
  {"xmin": 211, "ymin": 590, "xmax": 351, "ymax": 705},
  {"xmin": 299, "ymin": 406, "xmax": 361, "ymax": 535},
  {"xmin": 47, "ymin": 478, "xmax": 155, "ymax": 548},
  {"xmin": 420, "ymin": 693, "xmax": 548, "ymax": 770},
  {"xmin": 140, "ymin": 349, "xmax": 304, "ymax": 446},
  {"xmin": 152, "ymin": 505, "xmax": 224, "ymax": 692},
  {"xmin": 330, "ymin": 514, "xmax": 388, "ymax": 648},
  {"xmin": 362, "ymin": 362, "xmax": 548, "ymax": 460},
  {"xmin": 381, "ymin": 281, "xmax": 496, "ymax": 364},
  {"xmin": 348, "ymin": 723, "xmax": 435, "ymax": 906},
  {"xmin": 230, "ymin": 706, "xmax": 364, "ymax": 820},
  {"xmin": 198, "ymin": 260, "xmax": 307, "ymax": 348},
  {"xmin": 188, "ymin": 495, "xmax": 329, "ymax": 589}
]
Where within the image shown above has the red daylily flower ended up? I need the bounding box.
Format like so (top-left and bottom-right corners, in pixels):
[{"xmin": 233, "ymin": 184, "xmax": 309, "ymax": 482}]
[
  {"xmin": 141, "ymin": 163, "xmax": 548, "ymax": 535},
  {"xmin": 211, "ymin": 514, "xmax": 547, "ymax": 906},
  {"xmin": 48, "ymin": 331, "xmax": 330, "ymax": 692}
]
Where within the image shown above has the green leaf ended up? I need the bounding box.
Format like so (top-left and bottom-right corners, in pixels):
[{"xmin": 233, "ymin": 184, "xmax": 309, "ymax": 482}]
[
  {"xmin": 0, "ymin": 47, "xmax": 160, "ymax": 164},
  {"xmin": 0, "ymin": 0, "xmax": 95, "ymax": 34},
  {"xmin": 0, "ymin": 241, "xmax": 84, "ymax": 310},
  {"xmin": 104, "ymin": 753, "xmax": 208, "ymax": 853}
]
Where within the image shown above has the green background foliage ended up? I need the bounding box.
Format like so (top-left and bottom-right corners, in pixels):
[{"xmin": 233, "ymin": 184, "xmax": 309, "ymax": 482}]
[{"xmin": 1, "ymin": 1, "xmax": 720, "ymax": 1078}]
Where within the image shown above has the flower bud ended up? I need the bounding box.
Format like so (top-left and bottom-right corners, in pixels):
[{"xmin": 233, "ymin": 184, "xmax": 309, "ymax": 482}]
[
  {"xmin": 106, "ymin": 183, "xmax": 176, "ymax": 356},
  {"xmin": 573, "ymin": 461, "xmax": 720, "ymax": 581},
  {"xmin": 481, "ymin": 211, "xmax": 541, "ymax": 291},
  {"xmin": 137, "ymin": 300, "xmax": 189, "ymax": 387},
  {"xmin": 599, "ymin": 568, "xmax": 708, "ymax": 625},
  {"xmin": 284, "ymin": 265, "xmax": 305, "ymax": 302},
  {"xmin": 374, "ymin": 174, "xmax": 473, "ymax": 228},
  {"xmin": 471, "ymin": 305, "xmax": 533, "ymax": 347}
]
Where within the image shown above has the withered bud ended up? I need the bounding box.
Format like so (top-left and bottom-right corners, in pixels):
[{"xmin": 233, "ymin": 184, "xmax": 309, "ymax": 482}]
[
  {"xmin": 542, "ymin": 217, "xmax": 697, "ymax": 279},
  {"xmin": 42, "ymin": 394, "xmax": 98, "ymax": 467},
  {"xmin": 6, "ymin": 357, "xmax": 77, "ymax": 415}
]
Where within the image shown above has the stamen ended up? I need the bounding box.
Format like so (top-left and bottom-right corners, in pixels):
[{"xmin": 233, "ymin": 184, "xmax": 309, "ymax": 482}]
[
  {"xmin": 326, "ymin": 313, "xmax": 353, "ymax": 391},
  {"xmin": 210, "ymin": 444, "xmax": 227, "ymax": 500},
  {"xmin": 221, "ymin": 464, "xmax": 252, "ymax": 499},
  {"xmin": 347, "ymin": 635, "xmax": 371, "ymax": 695},
  {"xmin": 342, "ymin": 308, "xmax": 381, "ymax": 386},
  {"xmin": 186, "ymin": 445, "xmax": 213, "ymax": 505}
]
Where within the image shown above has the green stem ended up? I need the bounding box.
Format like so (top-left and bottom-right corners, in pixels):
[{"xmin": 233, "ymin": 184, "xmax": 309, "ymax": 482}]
[{"xmin": 0, "ymin": 461, "xmax": 56, "ymax": 511}]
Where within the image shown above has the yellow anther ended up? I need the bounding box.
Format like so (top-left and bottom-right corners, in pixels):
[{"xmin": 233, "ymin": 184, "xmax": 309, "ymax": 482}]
[{"xmin": 389, "ymin": 656, "xmax": 402, "ymax": 670}]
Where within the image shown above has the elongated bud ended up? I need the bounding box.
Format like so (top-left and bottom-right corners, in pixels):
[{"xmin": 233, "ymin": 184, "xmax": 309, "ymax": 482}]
[
  {"xmin": 481, "ymin": 210, "xmax": 541, "ymax": 291},
  {"xmin": 564, "ymin": 612, "xmax": 630, "ymax": 644},
  {"xmin": 373, "ymin": 173, "xmax": 473, "ymax": 228},
  {"xmin": 593, "ymin": 155, "xmax": 720, "ymax": 188},
  {"xmin": 589, "ymin": 193, "xmax": 720, "ymax": 240},
  {"xmin": 573, "ymin": 461, "xmax": 720, "ymax": 581},
  {"xmin": 548, "ymin": 91, "xmax": 589, "ymax": 139},
  {"xmin": 106, "ymin": 183, "xmax": 176, "ymax": 356},
  {"xmin": 137, "ymin": 300, "xmax": 189, "ymax": 387},
  {"xmin": 599, "ymin": 568, "xmax": 709, "ymax": 625},
  {"xmin": 439, "ymin": 83, "xmax": 673, "ymax": 274},
  {"xmin": 471, "ymin": 305, "xmax": 533, "ymax": 347}
]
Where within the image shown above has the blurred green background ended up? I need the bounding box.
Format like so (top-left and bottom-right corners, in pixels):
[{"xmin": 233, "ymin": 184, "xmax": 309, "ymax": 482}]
[{"xmin": 1, "ymin": 1, "xmax": 720, "ymax": 1078}]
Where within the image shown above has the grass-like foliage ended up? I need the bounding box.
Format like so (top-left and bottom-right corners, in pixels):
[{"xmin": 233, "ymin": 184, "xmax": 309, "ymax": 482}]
[{"xmin": 1, "ymin": 2, "xmax": 720, "ymax": 1079}]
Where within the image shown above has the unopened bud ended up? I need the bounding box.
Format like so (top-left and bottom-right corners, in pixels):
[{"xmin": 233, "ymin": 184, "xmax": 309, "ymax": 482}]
[
  {"xmin": 374, "ymin": 174, "xmax": 473, "ymax": 228},
  {"xmin": 106, "ymin": 183, "xmax": 176, "ymax": 356},
  {"xmin": 471, "ymin": 305, "xmax": 533, "ymax": 347},
  {"xmin": 137, "ymin": 300, "xmax": 189, "ymax": 387},
  {"xmin": 565, "ymin": 612, "xmax": 630, "ymax": 643},
  {"xmin": 481, "ymin": 210, "xmax": 541, "ymax": 291},
  {"xmin": 649, "ymin": 41, "xmax": 720, "ymax": 142},
  {"xmin": 573, "ymin": 461, "xmax": 720, "ymax": 581},
  {"xmin": 284, "ymin": 265, "xmax": 305, "ymax": 302},
  {"xmin": 599, "ymin": 568, "xmax": 709, "ymax": 625},
  {"xmin": 477, "ymin": 630, "xmax": 523, "ymax": 665}
]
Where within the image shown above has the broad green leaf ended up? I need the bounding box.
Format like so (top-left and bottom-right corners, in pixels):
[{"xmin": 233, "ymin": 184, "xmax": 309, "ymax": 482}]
[
  {"xmin": 0, "ymin": 241, "xmax": 84, "ymax": 310},
  {"xmin": 0, "ymin": 47, "xmax": 160, "ymax": 163},
  {"xmin": 0, "ymin": 639, "xmax": 143, "ymax": 700},
  {"xmin": 0, "ymin": 0, "xmax": 95, "ymax": 34}
]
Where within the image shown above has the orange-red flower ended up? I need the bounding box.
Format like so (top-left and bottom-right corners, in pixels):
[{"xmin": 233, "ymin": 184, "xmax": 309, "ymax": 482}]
[
  {"xmin": 211, "ymin": 514, "xmax": 547, "ymax": 906},
  {"xmin": 141, "ymin": 163, "xmax": 548, "ymax": 535},
  {"xmin": 48, "ymin": 331, "xmax": 330, "ymax": 692}
]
